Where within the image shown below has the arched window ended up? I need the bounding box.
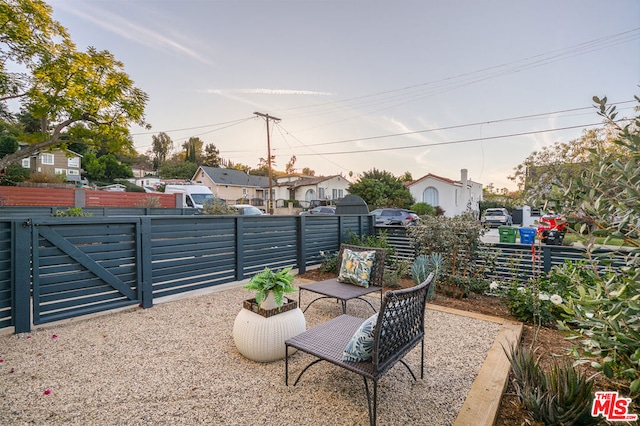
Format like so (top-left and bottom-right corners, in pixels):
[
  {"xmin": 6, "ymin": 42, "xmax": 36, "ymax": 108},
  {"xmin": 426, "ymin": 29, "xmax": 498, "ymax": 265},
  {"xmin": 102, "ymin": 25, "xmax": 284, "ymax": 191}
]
[
  {"xmin": 422, "ymin": 187, "xmax": 439, "ymax": 206},
  {"xmin": 305, "ymin": 189, "xmax": 315, "ymax": 202}
]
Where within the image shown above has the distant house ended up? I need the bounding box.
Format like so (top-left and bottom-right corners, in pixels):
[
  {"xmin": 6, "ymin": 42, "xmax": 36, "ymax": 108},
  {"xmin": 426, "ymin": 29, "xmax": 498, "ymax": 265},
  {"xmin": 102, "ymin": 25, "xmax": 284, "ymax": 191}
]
[
  {"xmin": 98, "ymin": 183, "xmax": 126, "ymax": 192},
  {"xmin": 273, "ymin": 174, "xmax": 350, "ymax": 207},
  {"xmin": 18, "ymin": 143, "xmax": 85, "ymax": 185},
  {"xmin": 191, "ymin": 166, "xmax": 272, "ymax": 203},
  {"xmin": 406, "ymin": 169, "xmax": 483, "ymax": 218},
  {"xmin": 131, "ymin": 166, "xmax": 156, "ymax": 178}
]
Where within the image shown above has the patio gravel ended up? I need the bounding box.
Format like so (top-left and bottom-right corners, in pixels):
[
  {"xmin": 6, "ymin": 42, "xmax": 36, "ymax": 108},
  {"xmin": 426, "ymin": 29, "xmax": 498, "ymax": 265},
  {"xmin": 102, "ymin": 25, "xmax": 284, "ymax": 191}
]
[{"xmin": 0, "ymin": 281, "xmax": 501, "ymax": 425}]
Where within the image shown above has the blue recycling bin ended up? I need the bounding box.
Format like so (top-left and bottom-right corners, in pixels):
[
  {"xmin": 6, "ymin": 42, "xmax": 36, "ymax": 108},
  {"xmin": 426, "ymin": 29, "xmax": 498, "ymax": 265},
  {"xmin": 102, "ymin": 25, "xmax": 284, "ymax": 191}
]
[{"xmin": 519, "ymin": 228, "xmax": 536, "ymax": 244}]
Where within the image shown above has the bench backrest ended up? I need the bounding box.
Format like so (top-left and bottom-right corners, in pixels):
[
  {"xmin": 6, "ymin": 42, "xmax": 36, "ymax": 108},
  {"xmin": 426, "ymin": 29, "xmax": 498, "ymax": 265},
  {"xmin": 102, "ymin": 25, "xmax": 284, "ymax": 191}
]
[
  {"xmin": 337, "ymin": 244, "xmax": 387, "ymax": 288},
  {"xmin": 372, "ymin": 274, "xmax": 433, "ymax": 374}
]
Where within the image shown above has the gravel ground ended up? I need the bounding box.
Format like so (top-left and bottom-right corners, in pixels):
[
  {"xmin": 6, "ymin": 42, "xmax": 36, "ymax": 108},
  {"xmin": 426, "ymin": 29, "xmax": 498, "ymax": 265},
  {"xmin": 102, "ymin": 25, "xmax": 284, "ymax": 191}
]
[{"xmin": 0, "ymin": 282, "xmax": 500, "ymax": 425}]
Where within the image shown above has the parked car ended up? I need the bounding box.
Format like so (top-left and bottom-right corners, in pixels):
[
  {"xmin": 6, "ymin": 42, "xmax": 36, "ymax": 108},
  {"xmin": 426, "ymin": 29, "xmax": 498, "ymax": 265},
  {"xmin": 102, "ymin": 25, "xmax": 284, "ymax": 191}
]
[
  {"xmin": 370, "ymin": 208, "xmax": 419, "ymax": 226},
  {"xmin": 232, "ymin": 204, "xmax": 264, "ymax": 215},
  {"xmin": 481, "ymin": 208, "xmax": 513, "ymax": 227},
  {"xmin": 299, "ymin": 206, "xmax": 336, "ymax": 215}
]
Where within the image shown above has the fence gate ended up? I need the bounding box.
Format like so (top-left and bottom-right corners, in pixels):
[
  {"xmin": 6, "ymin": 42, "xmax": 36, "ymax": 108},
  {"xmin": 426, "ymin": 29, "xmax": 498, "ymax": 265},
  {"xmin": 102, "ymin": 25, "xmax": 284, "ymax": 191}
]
[{"xmin": 28, "ymin": 217, "xmax": 143, "ymax": 326}]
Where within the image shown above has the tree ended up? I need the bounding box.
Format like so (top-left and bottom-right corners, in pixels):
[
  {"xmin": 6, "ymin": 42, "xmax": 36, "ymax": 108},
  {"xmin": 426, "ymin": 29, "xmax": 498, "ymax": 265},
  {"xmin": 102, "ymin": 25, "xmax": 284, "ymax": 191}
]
[
  {"xmin": 399, "ymin": 171, "xmax": 413, "ymax": 182},
  {"xmin": 252, "ymin": 155, "xmax": 276, "ymax": 176},
  {"xmin": 301, "ymin": 167, "xmax": 315, "ymax": 176},
  {"xmin": 285, "ymin": 155, "xmax": 297, "ymax": 174},
  {"xmin": 348, "ymin": 169, "xmax": 414, "ymax": 209},
  {"xmin": 559, "ymin": 95, "xmax": 640, "ymax": 247},
  {"xmin": 509, "ymin": 128, "xmax": 622, "ymax": 206},
  {"xmin": 555, "ymin": 94, "xmax": 640, "ymax": 395},
  {"xmin": 158, "ymin": 160, "xmax": 198, "ymax": 180},
  {"xmin": 0, "ymin": 134, "xmax": 18, "ymax": 156},
  {"xmin": 202, "ymin": 143, "xmax": 221, "ymax": 167},
  {"xmin": 82, "ymin": 152, "xmax": 133, "ymax": 182},
  {"xmin": 0, "ymin": 0, "xmax": 149, "ymax": 171},
  {"xmin": 151, "ymin": 132, "xmax": 173, "ymax": 169},
  {"xmin": 222, "ymin": 159, "xmax": 251, "ymax": 174},
  {"xmin": 1, "ymin": 0, "xmax": 70, "ymax": 101},
  {"xmin": 182, "ymin": 136, "xmax": 203, "ymax": 164}
]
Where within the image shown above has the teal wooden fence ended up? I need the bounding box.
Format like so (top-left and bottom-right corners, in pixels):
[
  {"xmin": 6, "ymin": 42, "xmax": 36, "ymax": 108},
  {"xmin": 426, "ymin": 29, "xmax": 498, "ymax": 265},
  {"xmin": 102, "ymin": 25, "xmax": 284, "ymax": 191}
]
[{"xmin": 0, "ymin": 213, "xmax": 374, "ymax": 333}]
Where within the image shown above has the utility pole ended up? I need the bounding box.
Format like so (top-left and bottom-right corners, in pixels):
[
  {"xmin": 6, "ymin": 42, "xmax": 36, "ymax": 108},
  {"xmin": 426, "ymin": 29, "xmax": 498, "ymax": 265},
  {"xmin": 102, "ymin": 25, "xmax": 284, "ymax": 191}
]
[{"xmin": 254, "ymin": 112, "xmax": 280, "ymax": 215}]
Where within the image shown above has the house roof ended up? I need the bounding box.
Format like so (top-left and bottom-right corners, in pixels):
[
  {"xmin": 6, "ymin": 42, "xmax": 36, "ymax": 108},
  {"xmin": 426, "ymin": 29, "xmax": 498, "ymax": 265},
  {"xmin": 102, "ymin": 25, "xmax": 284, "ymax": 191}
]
[
  {"xmin": 407, "ymin": 173, "xmax": 458, "ymax": 187},
  {"xmin": 408, "ymin": 172, "xmax": 481, "ymax": 187},
  {"xmin": 198, "ymin": 166, "xmax": 272, "ymax": 188},
  {"xmin": 18, "ymin": 142, "xmax": 83, "ymax": 158},
  {"xmin": 275, "ymin": 175, "xmax": 342, "ymax": 188}
]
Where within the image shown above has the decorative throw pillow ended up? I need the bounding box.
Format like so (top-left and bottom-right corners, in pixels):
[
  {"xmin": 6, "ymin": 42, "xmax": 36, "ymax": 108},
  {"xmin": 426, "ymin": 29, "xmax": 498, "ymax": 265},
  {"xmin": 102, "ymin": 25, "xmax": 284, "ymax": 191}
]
[
  {"xmin": 337, "ymin": 249, "xmax": 376, "ymax": 288},
  {"xmin": 342, "ymin": 313, "xmax": 378, "ymax": 362}
]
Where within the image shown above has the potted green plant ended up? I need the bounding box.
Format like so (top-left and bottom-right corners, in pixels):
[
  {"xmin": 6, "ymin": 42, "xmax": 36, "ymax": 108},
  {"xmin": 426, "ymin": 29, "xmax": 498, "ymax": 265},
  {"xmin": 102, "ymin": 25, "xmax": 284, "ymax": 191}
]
[{"xmin": 243, "ymin": 266, "xmax": 297, "ymax": 310}]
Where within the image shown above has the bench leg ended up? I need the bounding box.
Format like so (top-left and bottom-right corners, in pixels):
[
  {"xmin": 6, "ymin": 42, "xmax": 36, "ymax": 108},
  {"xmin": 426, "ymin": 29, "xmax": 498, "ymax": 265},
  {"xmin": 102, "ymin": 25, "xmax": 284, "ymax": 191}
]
[
  {"xmin": 285, "ymin": 345, "xmax": 290, "ymax": 386},
  {"xmin": 363, "ymin": 377, "xmax": 378, "ymax": 426}
]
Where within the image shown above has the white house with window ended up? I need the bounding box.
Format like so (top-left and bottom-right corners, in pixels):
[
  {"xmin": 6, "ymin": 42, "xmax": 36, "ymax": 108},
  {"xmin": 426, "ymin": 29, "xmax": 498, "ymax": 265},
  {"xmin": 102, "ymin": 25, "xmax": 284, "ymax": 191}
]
[
  {"xmin": 273, "ymin": 174, "xmax": 350, "ymax": 208},
  {"xmin": 407, "ymin": 169, "xmax": 483, "ymax": 217}
]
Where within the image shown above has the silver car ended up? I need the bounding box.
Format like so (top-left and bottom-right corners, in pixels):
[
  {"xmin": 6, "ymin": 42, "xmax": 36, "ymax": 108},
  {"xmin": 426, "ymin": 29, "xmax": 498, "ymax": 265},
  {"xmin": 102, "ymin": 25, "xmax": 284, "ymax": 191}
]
[{"xmin": 481, "ymin": 208, "xmax": 513, "ymax": 227}]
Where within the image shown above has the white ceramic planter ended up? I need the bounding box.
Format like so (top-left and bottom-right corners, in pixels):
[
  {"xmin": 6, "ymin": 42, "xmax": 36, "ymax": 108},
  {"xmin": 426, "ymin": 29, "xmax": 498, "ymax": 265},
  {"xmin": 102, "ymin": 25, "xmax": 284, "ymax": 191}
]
[{"xmin": 233, "ymin": 307, "xmax": 306, "ymax": 363}]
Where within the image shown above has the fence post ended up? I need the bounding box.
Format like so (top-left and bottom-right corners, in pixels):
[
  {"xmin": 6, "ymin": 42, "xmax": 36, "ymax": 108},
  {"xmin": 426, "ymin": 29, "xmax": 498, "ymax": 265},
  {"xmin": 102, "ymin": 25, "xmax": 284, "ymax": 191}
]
[
  {"xmin": 297, "ymin": 216, "xmax": 306, "ymax": 274},
  {"xmin": 13, "ymin": 219, "xmax": 31, "ymax": 333},
  {"xmin": 235, "ymin": 217, "xmax": 244, "ymax": 281},
  {"xmin": 542, "ymin": 245, "xmax": 552, "ymax": 275},
  {"xmin": 139, "ymin": 217, "xmax": 153, "ymax": 308},
  {"xmin": 74, "ymin": 189, "xmax": 86, "ymax": 207}
]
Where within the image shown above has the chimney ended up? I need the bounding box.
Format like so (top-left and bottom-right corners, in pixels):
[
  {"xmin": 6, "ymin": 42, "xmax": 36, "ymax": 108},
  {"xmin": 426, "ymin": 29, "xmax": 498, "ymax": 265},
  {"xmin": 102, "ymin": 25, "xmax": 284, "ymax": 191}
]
[{"xmin": 460, "ymin": 169, "xmax": 469, "ymax": 209}]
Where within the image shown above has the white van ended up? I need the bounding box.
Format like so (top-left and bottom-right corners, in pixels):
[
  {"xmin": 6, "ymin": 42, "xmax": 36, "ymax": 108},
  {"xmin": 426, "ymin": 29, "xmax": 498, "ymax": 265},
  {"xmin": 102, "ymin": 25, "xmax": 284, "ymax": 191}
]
[{"xmin": 164, "ymin": 184, "xmax": 215, "ymax": 209}]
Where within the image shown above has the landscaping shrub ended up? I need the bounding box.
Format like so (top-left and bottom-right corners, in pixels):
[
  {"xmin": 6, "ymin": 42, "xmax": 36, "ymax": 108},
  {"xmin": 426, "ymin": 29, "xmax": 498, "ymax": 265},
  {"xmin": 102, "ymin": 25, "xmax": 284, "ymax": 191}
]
[
  {"xmin": 134, "ymin": 195, "xmax": 162, "ymax": 208},
  {"xmin": 558, "ymin": 261, "xmax": 640, "ymax": 396},
  {"xmin": 201, "ymin": 200, "xmax": 238, "ymax": 215},
  {"xmin": 410, "ymin": 202, "xmax": 435, "ymax": 216},
  {"xmin": 407, "ymin": 213, "xmax": 491, "ymax": 298},
  {"xmin": 318, "ymin": 250, "xmax": 339, "ymax": 274},
  {"xmin": 52, "ymin": 207, "xmax": 92, "ymax": 217}
]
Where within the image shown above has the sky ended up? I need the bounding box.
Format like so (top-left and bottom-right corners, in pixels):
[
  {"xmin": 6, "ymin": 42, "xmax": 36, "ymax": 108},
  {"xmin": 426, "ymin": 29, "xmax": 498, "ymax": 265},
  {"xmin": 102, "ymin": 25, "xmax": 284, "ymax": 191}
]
[{"xmin": 47, "ymin": 0, "xmax": 640, "ymax": 191}]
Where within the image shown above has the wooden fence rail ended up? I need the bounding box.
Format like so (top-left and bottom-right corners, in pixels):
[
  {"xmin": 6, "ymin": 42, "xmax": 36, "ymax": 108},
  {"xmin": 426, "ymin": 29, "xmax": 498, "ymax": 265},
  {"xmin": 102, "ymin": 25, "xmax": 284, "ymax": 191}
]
[{"xmin": 0, "ymin": 213, "xmax": 374, "ymax": 333}]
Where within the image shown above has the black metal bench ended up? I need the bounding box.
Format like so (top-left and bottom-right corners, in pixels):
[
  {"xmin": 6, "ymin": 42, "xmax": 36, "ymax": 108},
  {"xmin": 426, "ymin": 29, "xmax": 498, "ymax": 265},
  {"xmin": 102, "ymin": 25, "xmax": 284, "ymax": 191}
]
[
  {"xmin": 298, "ymin": 244, "xmax": 387, "ymax": 315},
  {"xmin": 285, "ymin": 274, "xmax": 434, "ymax": 426}
]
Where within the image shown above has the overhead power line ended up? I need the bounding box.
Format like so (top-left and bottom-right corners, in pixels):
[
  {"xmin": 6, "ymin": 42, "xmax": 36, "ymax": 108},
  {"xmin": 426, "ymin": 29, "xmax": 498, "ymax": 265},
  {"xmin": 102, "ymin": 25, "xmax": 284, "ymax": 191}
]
[
  {"xmin": 130, "ymin": 116, "xmax": 255, "ymax": 136},
  {"xmin": 274, "ymin": 28, "xmax": 640, "ymax": 123},
  {"xmin": 291, "ymin": 121, "xmax": 611, "ymax": 157}
]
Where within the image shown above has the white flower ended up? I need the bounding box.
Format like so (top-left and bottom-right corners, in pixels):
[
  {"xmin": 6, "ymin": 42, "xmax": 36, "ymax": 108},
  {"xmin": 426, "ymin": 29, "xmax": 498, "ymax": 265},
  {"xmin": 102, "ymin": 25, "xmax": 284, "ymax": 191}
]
[
  {"xmin": 550, "ymin": 294, "xmax": 563, "ymax": 305},
  {"xmin": 489, "ymin": 281, "xmax": 499, "ymax": 290},
  {"xmin": 609, "ymin": 291, "xmax": 618, "ymax": 298},
  {"xmin": 538, "ymin": 292, "xmax": 550, "ymax": 301},
  {"xmin": 585, "ymin": 312, "xmax": 594, "ymax": 319},
  {"xmin": 517, "ymin": 287, "xmax": 526, "ymax": 292}
]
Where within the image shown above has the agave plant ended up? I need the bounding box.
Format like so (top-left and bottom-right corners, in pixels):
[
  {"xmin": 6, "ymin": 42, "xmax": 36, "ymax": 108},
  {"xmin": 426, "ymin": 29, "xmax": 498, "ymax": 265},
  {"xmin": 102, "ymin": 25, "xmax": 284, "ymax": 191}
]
[
  {"xmin": 411, "ymin": 253, "xmax": 443, "ymax": 300},
  {"xmin": 505, "ymin": 345, "xmax": 598, "ymax": 425},
  {"xmin": 537, "ymin": 362, "xmax": 598, "ymax": 425}
]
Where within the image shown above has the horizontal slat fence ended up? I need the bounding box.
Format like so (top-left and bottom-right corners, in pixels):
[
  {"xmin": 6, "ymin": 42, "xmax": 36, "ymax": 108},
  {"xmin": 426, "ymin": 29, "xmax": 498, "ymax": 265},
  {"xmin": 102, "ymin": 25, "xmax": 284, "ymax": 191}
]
[
  {"xmin": 1, "ymin": 213, "xmax": 374, "ymax": 333},
  {"xmin": 0, "ymin": 221, "xmax": 12, "ymax": 329},
  {"xmin": 376, "ymin": 225, "xmax": 632, "ymax": 282}
]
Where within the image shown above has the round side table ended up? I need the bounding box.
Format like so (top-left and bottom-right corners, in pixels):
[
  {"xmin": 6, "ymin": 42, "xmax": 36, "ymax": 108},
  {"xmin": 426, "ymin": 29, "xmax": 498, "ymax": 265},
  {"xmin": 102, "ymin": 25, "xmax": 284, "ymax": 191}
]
[{"xmin": 233, "ymin": 307, "xmax": 306, "ymax": 363}]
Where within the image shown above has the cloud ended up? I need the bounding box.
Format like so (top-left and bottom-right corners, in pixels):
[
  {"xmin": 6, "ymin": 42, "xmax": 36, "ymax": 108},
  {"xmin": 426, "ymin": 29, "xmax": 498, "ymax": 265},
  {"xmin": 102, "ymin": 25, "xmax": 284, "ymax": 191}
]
[
  {"xmin": 55, "ymin": 2, "xmax": 211, "ymax": 65},
  {"xmin": 205, "ymin": 89, "xmax": 333, "ymax": 96}
]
